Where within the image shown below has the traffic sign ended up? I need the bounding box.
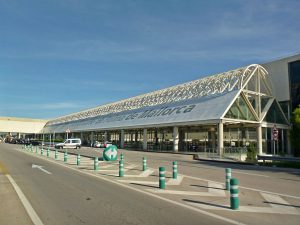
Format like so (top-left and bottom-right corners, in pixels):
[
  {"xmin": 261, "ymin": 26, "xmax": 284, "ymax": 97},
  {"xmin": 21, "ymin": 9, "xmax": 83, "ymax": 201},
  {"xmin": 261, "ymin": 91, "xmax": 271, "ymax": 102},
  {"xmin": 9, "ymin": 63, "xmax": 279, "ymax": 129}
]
[
  {"xmin": 66, "ymin": 129, "xmax": 70, "ymax": 133},
  {"xmin": 272, "ymin": 125, "xmax": 278, "ymax": 141},
  {"xmin": 103, "ymin": 145, "xmax": 118, "ymax": 161}
]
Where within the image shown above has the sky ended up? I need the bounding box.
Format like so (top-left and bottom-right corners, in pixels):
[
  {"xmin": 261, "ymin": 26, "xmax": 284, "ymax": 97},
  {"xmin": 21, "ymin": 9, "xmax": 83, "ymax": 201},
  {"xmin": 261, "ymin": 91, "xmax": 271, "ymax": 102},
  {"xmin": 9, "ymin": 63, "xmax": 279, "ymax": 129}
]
[{"xmin": 0, "ymin": 0, "xmax": 299, "ymax": 119}]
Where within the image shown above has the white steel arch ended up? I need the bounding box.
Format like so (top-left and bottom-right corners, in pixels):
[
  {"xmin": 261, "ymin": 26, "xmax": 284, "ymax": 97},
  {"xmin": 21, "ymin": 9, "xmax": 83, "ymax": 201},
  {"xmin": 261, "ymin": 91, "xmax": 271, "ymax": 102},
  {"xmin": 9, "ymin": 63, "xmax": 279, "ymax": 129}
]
[{"xmin": 47, "ymin": 64, "xmax": 266, "ymax": 126}]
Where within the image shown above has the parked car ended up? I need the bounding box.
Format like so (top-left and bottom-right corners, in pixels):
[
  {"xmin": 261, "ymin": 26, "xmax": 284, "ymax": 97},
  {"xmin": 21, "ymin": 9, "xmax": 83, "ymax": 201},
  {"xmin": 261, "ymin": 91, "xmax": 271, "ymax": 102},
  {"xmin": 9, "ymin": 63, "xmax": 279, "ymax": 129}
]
[
  {"xmin": 91, "ymin": 141, "xmax": 101, "ymax": 148},
  {"xmin": 25, "ymin": 140, "xmax": 40, "ymax": 146},
  {"xmin": 100, "ymin": 141, "xmax": 112, "ymax": 148},
  {"xmin": 55, "ymin": 138, "xmax": 81, "ymax": 149}
]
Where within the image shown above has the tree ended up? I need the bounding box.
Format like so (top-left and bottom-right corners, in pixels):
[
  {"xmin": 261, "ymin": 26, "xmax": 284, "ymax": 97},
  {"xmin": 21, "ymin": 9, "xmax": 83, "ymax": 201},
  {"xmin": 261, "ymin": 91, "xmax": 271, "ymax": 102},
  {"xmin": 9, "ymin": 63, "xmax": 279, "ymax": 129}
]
[{"xmin": 290, "ymin": 105, "xmax": 300, "ymax": 156}]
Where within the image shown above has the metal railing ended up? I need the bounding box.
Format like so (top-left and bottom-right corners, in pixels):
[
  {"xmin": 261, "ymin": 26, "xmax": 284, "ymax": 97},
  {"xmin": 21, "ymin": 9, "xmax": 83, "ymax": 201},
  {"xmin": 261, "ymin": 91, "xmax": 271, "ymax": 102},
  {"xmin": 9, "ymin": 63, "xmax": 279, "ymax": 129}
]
[{"xmin": 223, "ymin": 147, "xmax": 248, "ymax": 161}]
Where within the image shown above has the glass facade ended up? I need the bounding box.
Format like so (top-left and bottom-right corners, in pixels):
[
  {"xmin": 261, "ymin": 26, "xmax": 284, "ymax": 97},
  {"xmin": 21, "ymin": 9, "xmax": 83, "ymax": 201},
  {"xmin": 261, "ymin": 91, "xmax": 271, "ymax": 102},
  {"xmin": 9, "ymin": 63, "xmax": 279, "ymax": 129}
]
[
  {"xmin": 263, "ymin": 101, "xmax": 288, "ymax": 125},
  {"xmin": 289, "ymin": 60, "xmax": 300, "ymax": 111},
  {"xmin": 179, "ymin": 127, "xmax": 214, "ymax": 152},
  {"xmin": 225, "ymin": 96, "xmax": 256, "ymax": 121}
]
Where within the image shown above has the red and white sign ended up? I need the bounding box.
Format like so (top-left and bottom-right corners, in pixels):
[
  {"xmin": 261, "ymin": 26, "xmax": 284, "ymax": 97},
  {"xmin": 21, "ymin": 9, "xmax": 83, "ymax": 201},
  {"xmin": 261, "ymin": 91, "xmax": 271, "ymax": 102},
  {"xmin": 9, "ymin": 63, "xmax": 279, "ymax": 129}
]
[{"xmin": 272, "ymin": 125, "xmax": 278, "ymax": 141}]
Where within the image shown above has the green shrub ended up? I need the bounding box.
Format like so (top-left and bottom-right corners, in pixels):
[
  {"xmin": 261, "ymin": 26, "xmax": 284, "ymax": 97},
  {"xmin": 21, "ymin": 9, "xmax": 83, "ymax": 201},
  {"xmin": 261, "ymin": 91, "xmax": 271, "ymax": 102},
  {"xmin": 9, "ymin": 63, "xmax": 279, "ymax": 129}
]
[{"xmin": 246, "ymin": 143, "xmax": 257, "ymax": 163}]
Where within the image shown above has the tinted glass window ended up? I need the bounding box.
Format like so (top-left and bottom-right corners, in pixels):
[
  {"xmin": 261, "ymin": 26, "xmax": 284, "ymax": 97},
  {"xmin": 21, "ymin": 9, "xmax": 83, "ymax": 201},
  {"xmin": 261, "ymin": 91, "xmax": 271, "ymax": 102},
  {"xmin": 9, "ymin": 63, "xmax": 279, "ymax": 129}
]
[{"xmin": 289, "ymin": 60, "xmax": 300, "ymax": 111}]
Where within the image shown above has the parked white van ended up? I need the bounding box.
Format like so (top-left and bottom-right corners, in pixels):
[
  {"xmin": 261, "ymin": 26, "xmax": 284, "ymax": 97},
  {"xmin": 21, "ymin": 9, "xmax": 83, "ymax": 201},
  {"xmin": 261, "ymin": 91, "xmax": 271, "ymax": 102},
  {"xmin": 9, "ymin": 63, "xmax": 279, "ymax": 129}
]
[{"xmin": 55, "ymin": 138, "xmax": 81, "ymax": 149}]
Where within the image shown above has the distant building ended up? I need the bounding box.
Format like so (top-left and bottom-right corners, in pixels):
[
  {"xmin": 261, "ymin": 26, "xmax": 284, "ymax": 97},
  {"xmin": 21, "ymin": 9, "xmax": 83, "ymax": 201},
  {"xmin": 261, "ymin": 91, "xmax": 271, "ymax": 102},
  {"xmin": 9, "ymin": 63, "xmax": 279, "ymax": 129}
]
[{"xmin": 263, "ymin": 54, "xmax": 300, "ymax": 120}]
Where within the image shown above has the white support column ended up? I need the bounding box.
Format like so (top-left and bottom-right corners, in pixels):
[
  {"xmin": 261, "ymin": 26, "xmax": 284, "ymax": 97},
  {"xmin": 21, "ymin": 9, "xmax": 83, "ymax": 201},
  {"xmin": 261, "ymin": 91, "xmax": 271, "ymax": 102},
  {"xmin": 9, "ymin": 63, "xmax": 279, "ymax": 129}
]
[
  {"xmin": 80, "ymin": 132, "xmax": 83, "ymax": 141},
  {"xmin": 120, "ymin": 130, "xmax": 125, "ymax": 149},
  {"xmin": 257, "ymin": 124, "xmax": 263, "ymax": 155},
  {"xmin": 143, "ymin": 129, "xmax": 147, "ymax": 150},
  {"xmin": 91, "ymin": 131, "xmax": 94, "ymax": 146},
  {"xmin": 104, "ymin": 131, "xmax": 108, "ymax": 142},
  {"xmin": 173, "ymin": 126, "xmax": 179, "ymax": 152},
  {"xmin": 218, "ymin": 122, "xmax": 224, "ymax": 157}
]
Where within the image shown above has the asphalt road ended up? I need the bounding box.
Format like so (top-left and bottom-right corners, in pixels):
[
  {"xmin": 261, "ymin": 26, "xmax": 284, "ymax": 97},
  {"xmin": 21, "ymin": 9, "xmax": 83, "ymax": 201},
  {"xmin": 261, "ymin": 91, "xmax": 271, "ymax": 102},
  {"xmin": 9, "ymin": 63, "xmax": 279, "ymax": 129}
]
[
  {"xmin": 57, "ymin": 145, "xmax": 300, "ymax": 197},
  {"xmin": 0, "ymin": 143, "xmax": 233, "ymax": 225}
]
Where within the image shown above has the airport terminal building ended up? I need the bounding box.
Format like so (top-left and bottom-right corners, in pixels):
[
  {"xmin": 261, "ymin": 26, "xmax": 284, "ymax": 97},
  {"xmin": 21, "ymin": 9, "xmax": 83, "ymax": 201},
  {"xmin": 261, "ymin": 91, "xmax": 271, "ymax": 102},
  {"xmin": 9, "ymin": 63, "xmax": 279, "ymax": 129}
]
[
  {"xmin": 41, "ymin": 63, "xmax": 290, "ymax": 156},
  {"xmin": 1, "ymin": 54, "xmax": 300, "ymax": 157}
]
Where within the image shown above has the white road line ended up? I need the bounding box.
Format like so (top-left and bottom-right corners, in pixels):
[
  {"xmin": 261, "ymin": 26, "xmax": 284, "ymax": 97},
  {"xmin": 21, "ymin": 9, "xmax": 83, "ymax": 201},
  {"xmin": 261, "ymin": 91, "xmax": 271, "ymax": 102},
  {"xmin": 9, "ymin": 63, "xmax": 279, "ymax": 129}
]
[
  {"xmin": 188, "ymin": 201, "xmax": 300, "ymax": 215},
  {"xmin": 146, "ymin": 189, "xmax": 226, "ymax": 196},
  {"xmin": 6, "ymin": 174, "xmax": 44, "ymax": 225},
  {"xmin": 32, "ymin": 164, "xmax": 52, "ymax": 175},
  {"xmin": 146, "ymin": 181, "xmax": 224, "ymax": 197},
  {"xmin": 233, "ymin": 171, "xmax": 269, "ymax": 178},
  {"xmin": 166, "ymin": 175, "xmax": 183, "ymax": 185},
  {"xmin": 183, "ymin": 174, "xmax": 300, "ymax": 200},
  {"xmin": 96, "ymin": 166, "xmax": 137, "ymax": 173},
  {"xmin": 99, "ymin": 164, "xmax": 114, "ymax": 169},
  {"xmin": 118, "ymin": 180, "xmax": 158, "ymax": 185},
  {"xmin": 208, "ymin": 182, "xmax": 226, "ymax": 197},
  {"xmin": 124, "ymin": 169, "xmax": 154, "ymax": 178},
  {"xmin": 261, "ymin": 193, "xmax": 299, "ymax": 214}
]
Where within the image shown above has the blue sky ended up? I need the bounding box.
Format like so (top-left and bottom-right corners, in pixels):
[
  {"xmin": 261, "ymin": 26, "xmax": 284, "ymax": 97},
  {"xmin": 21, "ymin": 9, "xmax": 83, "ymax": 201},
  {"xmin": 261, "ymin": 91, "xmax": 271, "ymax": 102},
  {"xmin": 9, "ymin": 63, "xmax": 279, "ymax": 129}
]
[{"xmin": 0, "ymin": 0, "xmax": 299, "ymax": 119}]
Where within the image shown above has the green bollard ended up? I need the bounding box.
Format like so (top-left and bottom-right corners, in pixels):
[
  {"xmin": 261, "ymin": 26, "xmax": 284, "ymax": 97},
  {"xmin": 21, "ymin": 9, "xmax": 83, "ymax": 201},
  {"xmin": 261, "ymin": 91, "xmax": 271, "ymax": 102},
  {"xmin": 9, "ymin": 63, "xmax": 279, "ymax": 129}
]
[
  {"xmin": 30, "ymin": 145, "xmax": 33, "ymax": 153},
  {"xmin": 41, "ymin": 147, "xmax": 44, "ymax": 156},
  {"xmin": 55, "ymin": 150, "xmax": 58, "ymax": 160},
  {"xmin": 94, "ymin": 157, "xmax": 99, "ymax": 171},
  {"xmin": 225, "ymin": 168, "xmax": 231, "ymax": 191},
  {"xmin": 230, "ymin": 178, "xmax": 239, "ymax": 210},
  {"xmin": 119, "ymin": 160, "xmax": 124, "ymax": 177},
  {"xmin": 120, "ymin": 153, "xmax": 124, "ymax": 161},
  {"xmin": 143, "ymin": 157, "xmax": 147, "ymax": 171},
  {"xmin": 64, "ymin": 151, "xmax": 68, "ymax": 162},
  {"xmin": 77, "ymin": 154, "xmax": 80, "ymax": 166},
  {"xmin": 35, "ymin": 146, "xmax": 38, "ymax": 154},
  {"xmin": 172, "ymin": 161, "xmax": 178, "ymax": 179},
  {"xmin": 159, "ymin": 167, "xmax": 166, "ymax": 189},
  {"xmin": 47, "ymin": 148, "xmax": 50, "ymax": 157}
]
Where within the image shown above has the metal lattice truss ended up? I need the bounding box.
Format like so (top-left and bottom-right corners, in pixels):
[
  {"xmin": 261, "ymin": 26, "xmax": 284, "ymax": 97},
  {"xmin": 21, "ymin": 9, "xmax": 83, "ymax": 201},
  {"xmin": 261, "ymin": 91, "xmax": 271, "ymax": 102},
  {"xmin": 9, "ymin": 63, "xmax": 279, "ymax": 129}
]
[{"xmin": 47, "ymin": 64, "xmax": 263, "ymax": 126}]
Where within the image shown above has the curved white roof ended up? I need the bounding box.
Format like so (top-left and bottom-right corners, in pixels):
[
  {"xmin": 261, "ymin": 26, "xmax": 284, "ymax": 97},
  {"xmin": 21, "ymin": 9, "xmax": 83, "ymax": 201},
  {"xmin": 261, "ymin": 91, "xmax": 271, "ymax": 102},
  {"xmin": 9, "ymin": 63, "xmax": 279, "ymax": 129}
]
[{"xmin": 47, "ymin": 64, "xmax": 263, "ymax": 126}]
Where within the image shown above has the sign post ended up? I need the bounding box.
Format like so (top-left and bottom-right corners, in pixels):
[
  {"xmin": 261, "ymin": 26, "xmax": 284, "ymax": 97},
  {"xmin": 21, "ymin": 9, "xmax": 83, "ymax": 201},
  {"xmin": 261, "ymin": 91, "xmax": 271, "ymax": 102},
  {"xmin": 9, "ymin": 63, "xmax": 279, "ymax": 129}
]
[
  {"xmin": 272, "ymin": 125, "xmax": 278, "ymax": 155},
  {"xmin": 103, "ymin": 145, "xmax": 118, "ymax": 161}
]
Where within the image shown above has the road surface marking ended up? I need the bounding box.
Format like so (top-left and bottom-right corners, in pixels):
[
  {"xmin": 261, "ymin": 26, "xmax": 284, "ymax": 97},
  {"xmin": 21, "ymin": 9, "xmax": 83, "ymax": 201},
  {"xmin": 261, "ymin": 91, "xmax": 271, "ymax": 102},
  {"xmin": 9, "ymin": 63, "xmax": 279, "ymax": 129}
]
[
  {"xmin": 124, "ymin": 169, "xmax": 155, "ymax": 178},
  {"xmin": 146, "ymin": 181, "xmax": 225, "ymax": 196},
  {"xmin": 96, "ymin": 164, "xmax": 137, "ymax": 172},
  {"xmin": 186, "ymin": 192, "xmax": 300, "ymax": 215},
  {"xmin": 182, "ymin": 174, "xmax": 300, "ymax": 200},
  {"xmin": 118, "ymin": 180, "xmax": 158, "ymax": 185},
  {"xmin": 233, "ymin": 171, "xmax": 269, "ymax": 178},
  {"xmin": 6, "ymin": 174, "xmax": 44, "ymax": 225},
  {"xmin": 166, "ymin": 175, "xmax": 183, "ymax": 185},
  {"xmin": 32, "ymin": 164, "xmax": 52, "ymax": 175},
  {"xmin": 16, "ymin": 148, "xmax": 246, "ymax": 225},
  {"xmin": 99, "ymin": 164, "xmax": 114, "ymax": 169},
  {"xmin": 208, "ymin": 182, "xmax": 226, "ymax": 197}
]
